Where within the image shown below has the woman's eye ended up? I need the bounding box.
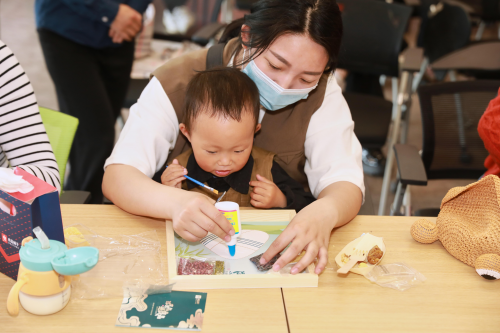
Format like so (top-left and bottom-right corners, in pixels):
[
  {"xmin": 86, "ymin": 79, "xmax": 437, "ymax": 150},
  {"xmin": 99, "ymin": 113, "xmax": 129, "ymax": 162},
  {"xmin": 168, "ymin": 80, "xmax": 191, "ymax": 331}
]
[
  {"xmin": 268, "ymin": 62, "xmax": 280, "ymax": 70},
  {"xmin": 301, "ymin": 78, "xmax": 313, "ymax": 84}
]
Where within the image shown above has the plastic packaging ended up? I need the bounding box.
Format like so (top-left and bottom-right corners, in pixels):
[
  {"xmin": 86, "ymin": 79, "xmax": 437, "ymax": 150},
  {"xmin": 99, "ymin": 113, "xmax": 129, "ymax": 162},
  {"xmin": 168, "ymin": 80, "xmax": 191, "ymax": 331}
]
[
  {"xmin": 123, "ymin": 283, "xmax": 175, "ymax": 297},
  {"xmin": 364, "ymin": 262, "xmax": 426, "ymax": 291},
  {"xmin": 177, "ymin": 257, "xmax": 216, "ymax": 275},
  {"xmin": 64, "ymin": 224, "xmax": 167, "ymax": 299}
]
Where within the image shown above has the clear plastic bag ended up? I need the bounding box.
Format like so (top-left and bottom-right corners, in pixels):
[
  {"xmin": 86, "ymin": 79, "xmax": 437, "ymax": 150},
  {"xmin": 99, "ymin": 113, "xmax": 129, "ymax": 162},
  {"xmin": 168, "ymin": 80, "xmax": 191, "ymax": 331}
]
[
  {"xmin": 177, "ymin": 257, "xmax": 216, "ymax": 275},
  {"xmin": 364, "ymin": 262, "xmax": 426, "ymax": 291},
  {"xmin": 65, "ymin": 224, "xmax": 168, "ymax": 299}
]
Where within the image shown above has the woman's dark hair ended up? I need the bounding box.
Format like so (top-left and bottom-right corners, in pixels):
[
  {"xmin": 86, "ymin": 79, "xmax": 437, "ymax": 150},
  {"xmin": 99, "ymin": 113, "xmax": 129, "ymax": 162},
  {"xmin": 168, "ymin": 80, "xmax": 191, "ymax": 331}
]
[
  {"xmin": 220, "ymin": 0, "xmax": 343, "ymax": 74},
  {"xmin": 183, "ymin": 67, "xmax": 260, "ymax": 132}
]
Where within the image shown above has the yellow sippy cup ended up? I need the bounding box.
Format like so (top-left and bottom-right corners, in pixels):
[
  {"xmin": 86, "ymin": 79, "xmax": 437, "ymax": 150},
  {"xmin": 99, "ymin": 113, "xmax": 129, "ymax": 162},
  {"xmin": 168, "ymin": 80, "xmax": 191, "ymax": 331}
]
[{"xmin": 7, "ymin": 226, "xmax": 98, "ymax": 316}]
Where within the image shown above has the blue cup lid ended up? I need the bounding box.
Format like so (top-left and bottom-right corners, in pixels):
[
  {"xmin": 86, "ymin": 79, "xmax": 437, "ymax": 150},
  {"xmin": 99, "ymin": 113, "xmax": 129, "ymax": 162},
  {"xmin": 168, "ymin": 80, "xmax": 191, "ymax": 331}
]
[
  {"xmin": 51, "ymin": 246, "xmax": 99, "ymax": 276},
  {"xmin": 20, "ymin": 239, "xmax": 67, "ymax": 272}
]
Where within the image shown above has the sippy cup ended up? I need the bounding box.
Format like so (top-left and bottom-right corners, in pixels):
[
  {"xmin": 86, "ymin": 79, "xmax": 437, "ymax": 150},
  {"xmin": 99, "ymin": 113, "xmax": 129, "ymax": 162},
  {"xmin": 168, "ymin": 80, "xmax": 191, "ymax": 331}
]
[{"xmin": 7, "ymin": 227, "xmax": 99, "ymax": 316}]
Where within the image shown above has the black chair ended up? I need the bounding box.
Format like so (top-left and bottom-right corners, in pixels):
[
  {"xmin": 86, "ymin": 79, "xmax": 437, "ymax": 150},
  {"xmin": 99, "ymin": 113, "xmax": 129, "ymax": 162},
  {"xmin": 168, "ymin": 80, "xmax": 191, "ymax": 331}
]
[
  {"xmin": 124, "ymin": 0, "xmax": 226, "ymax": 109},
  {"xmin": 337, "ymin": 0, "xmax": 424, "ymax": 215},
  {"xmin": 391, "ymin": 80, "xmax": 500, "ymax": 216},
  {"xmin": 419, "ymin": 1, "xmax": 471, "ymax": 64},
  {"xmin": 417, "ymin": 1, "xmax": 500, "ymax": 82},
  {"xmin": 475, "ymin": 0, "xmax": 500, "ymax": 40}
]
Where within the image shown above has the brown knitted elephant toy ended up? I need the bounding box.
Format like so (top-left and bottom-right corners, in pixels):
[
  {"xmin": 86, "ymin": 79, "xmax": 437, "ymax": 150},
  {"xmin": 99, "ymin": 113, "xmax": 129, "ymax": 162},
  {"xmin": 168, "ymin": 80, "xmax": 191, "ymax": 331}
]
[{"xmin": 411, "ymin": 175, "xmax": 500, "ymax": 280}]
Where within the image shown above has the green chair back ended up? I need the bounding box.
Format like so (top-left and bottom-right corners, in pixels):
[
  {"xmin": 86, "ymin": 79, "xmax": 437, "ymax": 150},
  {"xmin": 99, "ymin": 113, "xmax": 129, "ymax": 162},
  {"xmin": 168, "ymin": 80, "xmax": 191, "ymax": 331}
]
[{"xmin": 38, "ymin": 107, "xmax": 79, "ymax": 190}]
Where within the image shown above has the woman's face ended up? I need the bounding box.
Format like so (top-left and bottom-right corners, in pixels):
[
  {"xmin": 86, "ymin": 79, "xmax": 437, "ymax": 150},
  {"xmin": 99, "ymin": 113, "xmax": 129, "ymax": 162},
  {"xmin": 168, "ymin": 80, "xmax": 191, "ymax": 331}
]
[{"xmin": 244, "ymin": 32, "xmax": 329, "ymax": 90}]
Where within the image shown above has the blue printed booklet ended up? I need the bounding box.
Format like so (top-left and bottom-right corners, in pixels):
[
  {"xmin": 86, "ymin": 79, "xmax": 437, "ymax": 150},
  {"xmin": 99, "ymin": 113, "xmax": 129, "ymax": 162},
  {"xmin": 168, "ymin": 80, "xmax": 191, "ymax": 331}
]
[{"xmin": 115, "ymin": 291, "xmax": 207, "ymax": 330}]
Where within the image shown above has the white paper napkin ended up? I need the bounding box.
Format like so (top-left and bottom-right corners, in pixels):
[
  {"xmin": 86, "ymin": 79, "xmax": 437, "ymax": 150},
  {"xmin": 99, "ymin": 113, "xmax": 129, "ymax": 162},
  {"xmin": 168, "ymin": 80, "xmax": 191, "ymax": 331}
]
[{"xmin": 0, "ymin": 168, "xmax": 34, "ymax": 193}]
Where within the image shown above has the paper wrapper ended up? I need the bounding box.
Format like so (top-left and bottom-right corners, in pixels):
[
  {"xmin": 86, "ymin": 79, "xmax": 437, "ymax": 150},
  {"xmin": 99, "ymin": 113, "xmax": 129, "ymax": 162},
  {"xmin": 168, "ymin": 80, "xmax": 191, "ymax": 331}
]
[{"xmin": 335, "ymin": 233, "xmax": 386, "ymax": 276}]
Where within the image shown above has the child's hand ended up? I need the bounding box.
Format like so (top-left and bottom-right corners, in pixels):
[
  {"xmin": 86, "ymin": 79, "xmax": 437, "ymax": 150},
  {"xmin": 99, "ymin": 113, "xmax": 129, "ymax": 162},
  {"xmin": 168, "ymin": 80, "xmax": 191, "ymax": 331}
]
[
  {"xmin": 161, "ymin": 159, "xmax": 187, "ymax": 188},
  {"xmin": 249, "ymin": 174, "xmax": 287, "ymax": 209}
]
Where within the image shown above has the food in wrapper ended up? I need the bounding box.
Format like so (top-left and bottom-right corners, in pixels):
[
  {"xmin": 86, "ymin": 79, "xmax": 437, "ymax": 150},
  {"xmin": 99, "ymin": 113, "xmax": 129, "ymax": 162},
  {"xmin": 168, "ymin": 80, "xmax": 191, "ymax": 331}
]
[{"xmin": 367, "ymin": 245, "xmax": 384, "ymax": 265}]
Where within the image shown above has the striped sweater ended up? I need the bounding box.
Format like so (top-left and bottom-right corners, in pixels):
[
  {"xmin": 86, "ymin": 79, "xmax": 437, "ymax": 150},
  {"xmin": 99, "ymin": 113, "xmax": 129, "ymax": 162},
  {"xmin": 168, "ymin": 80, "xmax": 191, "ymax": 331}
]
[{"xmin": 0, "ymin": 40, "xmax": 60, "ymax": 192}]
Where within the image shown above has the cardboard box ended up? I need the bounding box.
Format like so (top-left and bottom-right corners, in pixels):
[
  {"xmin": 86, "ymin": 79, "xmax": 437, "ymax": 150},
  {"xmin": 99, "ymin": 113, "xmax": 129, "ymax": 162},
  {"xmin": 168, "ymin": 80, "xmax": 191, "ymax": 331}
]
[{"xmin": 0, "ymin": 167, "xmax": 64, "ymax": 279}]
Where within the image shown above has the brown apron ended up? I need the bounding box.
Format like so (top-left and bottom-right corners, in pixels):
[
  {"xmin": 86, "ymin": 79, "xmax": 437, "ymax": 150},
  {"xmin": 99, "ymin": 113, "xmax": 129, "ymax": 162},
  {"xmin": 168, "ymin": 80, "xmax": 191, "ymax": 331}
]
[{"xmin": 152, "ymin": 38, "xmax": 328, "ymax": 192}]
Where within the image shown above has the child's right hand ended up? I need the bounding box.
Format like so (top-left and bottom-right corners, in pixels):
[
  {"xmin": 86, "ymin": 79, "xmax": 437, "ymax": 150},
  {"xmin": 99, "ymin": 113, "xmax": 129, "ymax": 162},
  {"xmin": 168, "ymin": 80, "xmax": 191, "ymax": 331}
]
[{"xmin": 161, "ymin": 159, "xmax": 187, "ymax": 188}]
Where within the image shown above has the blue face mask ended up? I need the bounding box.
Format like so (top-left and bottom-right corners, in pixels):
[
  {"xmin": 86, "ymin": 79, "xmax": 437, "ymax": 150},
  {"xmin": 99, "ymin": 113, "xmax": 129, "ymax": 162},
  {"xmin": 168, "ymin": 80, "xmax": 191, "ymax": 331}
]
[{"xmin": 242, "ymin": 60, "xmax": 318, "ymax": 111}]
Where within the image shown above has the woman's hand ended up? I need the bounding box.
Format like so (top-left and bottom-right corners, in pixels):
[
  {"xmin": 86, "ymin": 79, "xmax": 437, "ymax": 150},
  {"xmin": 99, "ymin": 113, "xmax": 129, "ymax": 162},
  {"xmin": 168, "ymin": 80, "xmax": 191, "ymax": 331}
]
[
  {"xmin": 258, "ymin": 181, "xmax": 362, "ymax": 274},
  {"xmin": 103, "ymin": 164, "xmax": 235, "ymax": 243},
  {"xmin": 249, "ymin": 174, "xmax": 287, "ymax": 209},
  {"xmin": 161, "ymin": 159, "xmax": 187, "ymax": 188}
]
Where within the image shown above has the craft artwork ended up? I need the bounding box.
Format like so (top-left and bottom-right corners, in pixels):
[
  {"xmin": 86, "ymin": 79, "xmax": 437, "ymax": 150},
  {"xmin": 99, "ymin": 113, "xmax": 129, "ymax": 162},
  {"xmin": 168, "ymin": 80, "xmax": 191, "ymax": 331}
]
[
  {"xmin": 411, "ymin": 175, "xmax": 500, "ymax": 280},
  {"xmin": 166, "ymin": 209, "xmax": 318, "ymax": 289}
]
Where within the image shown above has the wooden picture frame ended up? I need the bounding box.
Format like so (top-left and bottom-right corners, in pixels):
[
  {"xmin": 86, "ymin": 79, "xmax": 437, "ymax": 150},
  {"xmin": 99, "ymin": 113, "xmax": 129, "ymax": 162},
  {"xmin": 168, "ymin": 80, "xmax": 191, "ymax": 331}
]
[{"xmin": 166, "ymin": 209, "xmax": 318, "ymax": 289}]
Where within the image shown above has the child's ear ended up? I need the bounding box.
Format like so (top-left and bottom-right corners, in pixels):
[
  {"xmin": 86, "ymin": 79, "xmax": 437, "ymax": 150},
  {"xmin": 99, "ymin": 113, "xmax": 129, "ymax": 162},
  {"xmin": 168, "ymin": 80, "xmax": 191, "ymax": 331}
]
[
  {"xmin": 179, "ymin": 123, "xmax": 191, "ymax": 142},
  {"xmin": 254, "ymin": 124, "xmax": 261, "ymax": 133}
]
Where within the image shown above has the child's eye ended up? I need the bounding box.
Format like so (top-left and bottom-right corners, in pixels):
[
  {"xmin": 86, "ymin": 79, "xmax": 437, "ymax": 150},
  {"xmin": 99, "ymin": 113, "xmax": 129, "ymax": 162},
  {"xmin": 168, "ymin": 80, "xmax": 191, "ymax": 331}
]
[
  {"xmin": 234, "ymin": 150, "xmax": 244, "ymax": 153},
  {"xmin": 206, "ymin": 151, "xmax": 217, "ymax": 154}
]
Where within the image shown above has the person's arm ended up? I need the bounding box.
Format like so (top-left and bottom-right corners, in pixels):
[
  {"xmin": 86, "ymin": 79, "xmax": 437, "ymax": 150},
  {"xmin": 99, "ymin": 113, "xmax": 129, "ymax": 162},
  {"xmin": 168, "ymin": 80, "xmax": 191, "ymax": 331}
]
[
  {"xmin": 102, "ymin": 77, "xmax": 233, "ymax": 242},
  {"xmin": 0, "ymin": 41, "xmax": 61, "ymax": 192},
  {"xmin": 259, "ymin": 75, "xmax": 364, "ymax": 274}
]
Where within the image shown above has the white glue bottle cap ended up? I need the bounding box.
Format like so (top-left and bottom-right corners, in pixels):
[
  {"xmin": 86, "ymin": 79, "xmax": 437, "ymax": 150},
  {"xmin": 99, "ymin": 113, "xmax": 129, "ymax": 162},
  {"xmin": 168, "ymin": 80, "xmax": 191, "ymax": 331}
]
[{"xmin": 228, "ymin": 234, "xmax": 237, "ymax": 256}]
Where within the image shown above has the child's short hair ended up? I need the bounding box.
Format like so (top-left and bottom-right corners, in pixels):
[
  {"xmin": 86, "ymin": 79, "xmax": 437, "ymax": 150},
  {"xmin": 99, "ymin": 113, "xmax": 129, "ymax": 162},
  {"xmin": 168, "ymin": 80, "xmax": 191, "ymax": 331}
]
[{"xmin": 182, "ymin": 67, "xmax": 260, "ymax": 132}]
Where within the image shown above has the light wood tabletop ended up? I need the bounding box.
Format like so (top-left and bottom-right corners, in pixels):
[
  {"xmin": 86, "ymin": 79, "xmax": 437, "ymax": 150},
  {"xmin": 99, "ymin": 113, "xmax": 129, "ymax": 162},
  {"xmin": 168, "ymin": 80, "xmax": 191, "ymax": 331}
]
[
  {"xmin": 282, "ymin": 215, "xmax": 500, "ymax": 333},
  {"xmin": 0, "ymin": 205, "xmax": 288, "ymax": 333}
]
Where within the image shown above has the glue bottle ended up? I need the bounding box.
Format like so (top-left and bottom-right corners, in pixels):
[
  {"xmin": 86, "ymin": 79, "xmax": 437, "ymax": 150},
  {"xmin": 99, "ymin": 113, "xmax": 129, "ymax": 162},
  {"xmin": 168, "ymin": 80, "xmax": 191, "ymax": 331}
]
[{"xmin": 215, "ymin": 201, "xmax": 240, "ymax": 256}]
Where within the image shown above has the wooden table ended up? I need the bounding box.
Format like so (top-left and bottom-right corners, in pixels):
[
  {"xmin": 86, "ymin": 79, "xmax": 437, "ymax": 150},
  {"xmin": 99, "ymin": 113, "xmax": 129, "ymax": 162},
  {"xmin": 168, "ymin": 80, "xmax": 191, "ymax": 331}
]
[
  {"xmin": 283, "ymin": 215, "xmax": 500, "ymax": 333},
  {"xmin": 0, "ymin": 205, "xmax": 288, "ymax": 333},
  {"xmin": 2, "ymin": 206, "xmax": 500, "ymax": 333}
]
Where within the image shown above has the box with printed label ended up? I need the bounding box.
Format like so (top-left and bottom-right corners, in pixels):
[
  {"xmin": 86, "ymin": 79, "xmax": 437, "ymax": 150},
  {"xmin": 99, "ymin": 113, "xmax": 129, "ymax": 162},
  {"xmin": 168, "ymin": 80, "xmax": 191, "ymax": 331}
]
[{"xmin": 0, "ymin": 167, "xmax": 64, "ymax": 280}]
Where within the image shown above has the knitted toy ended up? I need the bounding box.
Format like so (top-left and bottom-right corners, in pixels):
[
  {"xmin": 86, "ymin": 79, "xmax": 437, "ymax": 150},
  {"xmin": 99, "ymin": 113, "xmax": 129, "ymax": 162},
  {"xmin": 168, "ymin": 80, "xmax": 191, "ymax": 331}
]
[{"xmin": 411, "ymin": 175, "xmax": 500, "ymax": 280}]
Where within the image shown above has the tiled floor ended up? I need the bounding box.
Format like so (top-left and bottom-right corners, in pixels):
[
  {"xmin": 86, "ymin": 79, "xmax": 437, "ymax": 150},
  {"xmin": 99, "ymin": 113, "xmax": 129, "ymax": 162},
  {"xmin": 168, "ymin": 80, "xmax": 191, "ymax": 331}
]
[{"xmin": 0, "ymin": 0, "xmax": 496, "ymax": 214}]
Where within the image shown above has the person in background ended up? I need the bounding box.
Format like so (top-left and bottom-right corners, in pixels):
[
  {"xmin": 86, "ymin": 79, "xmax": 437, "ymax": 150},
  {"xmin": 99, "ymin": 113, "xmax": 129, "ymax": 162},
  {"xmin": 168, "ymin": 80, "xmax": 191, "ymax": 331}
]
[
  {"xmin": 0, "ymin": 40, "xmax": 60, "ymax": 192},
  {"xmin": 478, "ymin": 88, "xmax": 500, "ymax": 177},
  {"xmin": 35, "ymin": 0, "xmax": 152, "ymax": 203}
]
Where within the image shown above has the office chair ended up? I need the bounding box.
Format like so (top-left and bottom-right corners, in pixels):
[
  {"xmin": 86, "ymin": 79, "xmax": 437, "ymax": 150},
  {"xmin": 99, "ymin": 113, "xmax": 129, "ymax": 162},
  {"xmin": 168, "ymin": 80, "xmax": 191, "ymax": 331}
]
[
  {"xmin": 39, "ymin": 107, "xmax": 91, "ymax": 204},
  {"xmin": 337, "ymin": 0, "xmax": 424, "ymax": 215},
  {"xmin": 475, "ymin": 0, "xmax": 500, "ymax": 40},
  {"xmin": 390, "ymin": 80, "xmax": 500, "ymax": 216},
  {"xmin": 417, "ymin": 1, "xmax": 500, "ymax": 84}
]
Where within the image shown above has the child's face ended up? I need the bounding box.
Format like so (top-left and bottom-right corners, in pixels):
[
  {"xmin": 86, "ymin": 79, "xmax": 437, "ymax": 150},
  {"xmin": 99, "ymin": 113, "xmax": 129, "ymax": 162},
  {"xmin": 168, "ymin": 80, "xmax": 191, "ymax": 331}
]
[{"xmin": 180, "ymin": 110, "xmax": 260, "ymax": 177}]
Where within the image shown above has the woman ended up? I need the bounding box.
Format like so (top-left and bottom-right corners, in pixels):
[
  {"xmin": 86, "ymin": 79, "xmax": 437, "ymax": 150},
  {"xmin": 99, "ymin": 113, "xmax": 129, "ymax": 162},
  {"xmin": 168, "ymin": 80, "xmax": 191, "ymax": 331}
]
[
  {"xmin": 103, "ymin": 0, "xmax": 364, "ymax": 274},
  {"xmin": 0, "ymin": 40, "xmax": 60, "ymax": 192}
]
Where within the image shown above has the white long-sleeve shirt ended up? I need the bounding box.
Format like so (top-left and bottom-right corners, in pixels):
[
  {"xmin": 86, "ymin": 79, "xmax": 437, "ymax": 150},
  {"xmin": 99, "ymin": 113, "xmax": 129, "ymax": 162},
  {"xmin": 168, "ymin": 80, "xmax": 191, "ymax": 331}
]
[
  {"xmin": 105, "ymin": 73, "xmax": 364, "ymax": 199},
  {"xmin": 0, "ymin": 41, "xmax": 61, "ymax": 192}
]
